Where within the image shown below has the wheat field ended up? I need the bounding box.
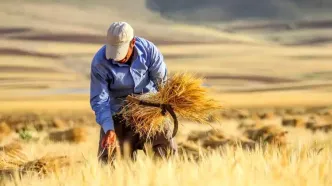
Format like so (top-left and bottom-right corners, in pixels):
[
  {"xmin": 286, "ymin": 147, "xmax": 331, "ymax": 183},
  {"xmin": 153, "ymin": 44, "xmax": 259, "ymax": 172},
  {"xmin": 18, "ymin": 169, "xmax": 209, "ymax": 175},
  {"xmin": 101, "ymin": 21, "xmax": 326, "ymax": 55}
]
[
  {"xmin": 0, "ymin": 107, "xmax": 331, "ymax": 186},
  {"xmin": 5, "ymin": 143, "xmax": 332, "ymax": 186},
  {"xmin": 2, "ymin": 0, "xmax": 332, "ymax": 185}
]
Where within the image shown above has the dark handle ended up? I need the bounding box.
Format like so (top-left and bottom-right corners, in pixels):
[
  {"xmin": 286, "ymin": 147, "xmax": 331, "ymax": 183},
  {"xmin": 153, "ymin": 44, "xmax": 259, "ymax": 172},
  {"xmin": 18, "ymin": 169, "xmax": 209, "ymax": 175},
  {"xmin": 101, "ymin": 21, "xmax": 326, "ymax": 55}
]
[{"xmin": 126, "ymin": 96, "xmax": 178, "ymax": 138}]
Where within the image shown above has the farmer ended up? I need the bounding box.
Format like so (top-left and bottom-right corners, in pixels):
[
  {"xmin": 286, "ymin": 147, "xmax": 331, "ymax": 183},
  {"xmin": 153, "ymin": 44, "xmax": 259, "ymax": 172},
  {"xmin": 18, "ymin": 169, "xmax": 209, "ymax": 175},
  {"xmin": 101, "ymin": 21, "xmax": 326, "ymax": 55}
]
[{"xmin": 90, "ymin": 22, "xmax": 177, "ymax": 163}]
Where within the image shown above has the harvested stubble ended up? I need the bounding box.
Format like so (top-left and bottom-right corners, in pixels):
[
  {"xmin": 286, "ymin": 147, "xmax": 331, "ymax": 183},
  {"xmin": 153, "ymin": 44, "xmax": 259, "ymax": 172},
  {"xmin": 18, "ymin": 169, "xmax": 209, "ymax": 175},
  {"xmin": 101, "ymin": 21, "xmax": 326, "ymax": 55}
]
[
  {"xmin": 0, "ymin": 142, "xmax": 22, "ymax": 153},
  {"xmin": 220, "ymin": 109, "xmax": 250, "ymax": 120},
  {"xmin": 316, "ymin": 108, "xmax": 332, "ymax": 116},
  {"xmin": 244, "ymin": 125, "xmax": 288, "ymax": 146},
  {"xmin": 48, "ymin": 127, "xmax": 87, "ymax": 143},
  {"xmin": 187, "ymin": 130, "xmax": 229, "ymax": 142},
  {"xmin": 119, "ymin": 73, "xmax": 222, "ymax": 137},
  {"xmin": 0, "ymin": 113, "xmax": 46, "ymax": 132},
  {"xmin": 0, "ymin": 149, "xmax": 72, "ymax": 177},
  {"xmin": 202, "ymin": 137, "xmax": 255, "ymax": 150},
  {"xmin": 285, "ymin": 108, "xmax": 306, "ymax": 115},
  {"xmin": 307, "ymin": 123, "xmax": 332, "ymax": 133},
  {"xmin": 0, "ymin": 122, "xmax": 12, "ymax": 142},
  {"xmin": 281, "ymin": 117, "xmax": 298, "ymax": 127},
  {"xmin": 0, "ymin": 113, "xmax": 39, "ymax": 126},
  {"xmin": 177, "ymin": 141, "xmax": 205, "ymax": 160},
  {"xmin": 187, "ymin": 129, "xmax": 255, "ymax": 150},
  {"xmin": 0, "ymin": 122, "xmax": 11, "ymax": 134},
  {"xmin": 52, "ymin": 117, "xmax": 66, "ymax": 129},
  {"xmin": 255, "ymin": 111, "xmax": 275, "ymax": 120},
  {"xmin": 20, "ymin": 156, "xmax": 71, "ymax": 176},
  {"xmin": 0, "ymin": 149, "xmax": 28, "ymax": 177},
  {"xmin": 281, "ymin": 115, "xmax": 313, "ymax": 128},
  {"xmin": 0, "ymin": 112, "xmax": 95, "ymax": 133},
  {"xmin": 0, "ymin": 142, "xmax": 24, "ymax": 177},
  {"xmin": 238, "ymin": 120, "xmax": 256, "ymax": 130},
  {"xmin": 236, "ymin": 109, "xmax": 251, "ymax": 119}
]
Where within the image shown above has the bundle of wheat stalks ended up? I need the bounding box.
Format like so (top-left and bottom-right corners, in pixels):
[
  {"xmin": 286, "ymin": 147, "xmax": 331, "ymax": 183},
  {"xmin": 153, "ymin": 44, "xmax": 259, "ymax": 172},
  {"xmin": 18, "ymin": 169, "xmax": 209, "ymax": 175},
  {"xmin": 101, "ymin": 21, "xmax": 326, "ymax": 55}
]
[
  {"xmin": 0, "ymin": 144, "xmax": 71, "ymax": 176},
  {"xmin": 119, "ymin": 73, "xmax": 222, "ymax": 137}
]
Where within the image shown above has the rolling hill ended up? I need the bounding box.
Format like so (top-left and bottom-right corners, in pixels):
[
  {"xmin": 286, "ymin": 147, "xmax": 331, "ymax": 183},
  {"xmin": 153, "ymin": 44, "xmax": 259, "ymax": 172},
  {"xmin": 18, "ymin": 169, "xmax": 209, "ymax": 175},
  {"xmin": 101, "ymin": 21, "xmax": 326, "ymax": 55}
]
[{"xmin": 1, "ymin": 0, "xmax": 332, "ymax": 108}]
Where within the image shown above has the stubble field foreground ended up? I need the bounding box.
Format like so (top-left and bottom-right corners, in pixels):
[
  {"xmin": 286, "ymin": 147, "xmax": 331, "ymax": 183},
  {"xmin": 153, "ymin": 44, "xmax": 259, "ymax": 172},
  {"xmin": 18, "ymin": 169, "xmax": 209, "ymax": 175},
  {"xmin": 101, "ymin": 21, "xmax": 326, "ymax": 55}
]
[{"xmin": 0, "ymin": 106, "xmax": 332, "ymax": 186}]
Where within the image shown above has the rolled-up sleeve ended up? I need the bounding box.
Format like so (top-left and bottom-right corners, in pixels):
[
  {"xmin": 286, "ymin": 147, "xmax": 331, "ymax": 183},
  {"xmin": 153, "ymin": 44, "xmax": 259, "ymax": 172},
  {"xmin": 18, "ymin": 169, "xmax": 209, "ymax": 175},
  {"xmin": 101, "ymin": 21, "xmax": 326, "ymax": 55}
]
[
  {"xmin": 148, "ymin": 43, "xmax": 167, "ymax": 89},
  {"xmin": 90, "ymin": 64, "xmax": 114, "ymax": 133}
]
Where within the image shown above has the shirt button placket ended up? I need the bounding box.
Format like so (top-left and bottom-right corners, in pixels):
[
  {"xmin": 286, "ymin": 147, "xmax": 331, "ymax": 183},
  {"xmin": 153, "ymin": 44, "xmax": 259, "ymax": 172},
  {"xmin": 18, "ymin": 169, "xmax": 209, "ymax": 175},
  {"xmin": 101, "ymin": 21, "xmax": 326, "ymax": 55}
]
[{"xmin": 129, "ymin": 67, "xmax": 137, "ymax": 93}]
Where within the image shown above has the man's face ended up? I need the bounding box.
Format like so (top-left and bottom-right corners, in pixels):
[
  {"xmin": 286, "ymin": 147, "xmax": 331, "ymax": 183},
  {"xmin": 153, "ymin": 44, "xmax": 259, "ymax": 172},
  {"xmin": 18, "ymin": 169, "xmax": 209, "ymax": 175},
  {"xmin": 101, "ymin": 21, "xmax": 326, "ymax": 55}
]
[{"xmin": 116, "ymin": 38, "xmax": 136, "ymax": 63}]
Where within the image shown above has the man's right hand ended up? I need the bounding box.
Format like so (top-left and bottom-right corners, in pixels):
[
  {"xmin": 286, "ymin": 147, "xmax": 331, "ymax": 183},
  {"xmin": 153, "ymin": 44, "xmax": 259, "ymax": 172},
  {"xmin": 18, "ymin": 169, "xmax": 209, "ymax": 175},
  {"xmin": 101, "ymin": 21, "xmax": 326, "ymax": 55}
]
[{"xmin": 101, "ymin": 130, "xmax": 117, "ymax": 148}]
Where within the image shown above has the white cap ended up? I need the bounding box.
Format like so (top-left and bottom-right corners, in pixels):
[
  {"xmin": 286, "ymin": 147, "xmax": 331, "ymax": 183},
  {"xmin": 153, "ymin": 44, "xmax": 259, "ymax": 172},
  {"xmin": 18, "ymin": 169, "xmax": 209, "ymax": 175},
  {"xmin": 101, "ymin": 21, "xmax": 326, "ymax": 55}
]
[{"xmin": 105, "ymin": 22, "xmax": 134, "ymax": 61}]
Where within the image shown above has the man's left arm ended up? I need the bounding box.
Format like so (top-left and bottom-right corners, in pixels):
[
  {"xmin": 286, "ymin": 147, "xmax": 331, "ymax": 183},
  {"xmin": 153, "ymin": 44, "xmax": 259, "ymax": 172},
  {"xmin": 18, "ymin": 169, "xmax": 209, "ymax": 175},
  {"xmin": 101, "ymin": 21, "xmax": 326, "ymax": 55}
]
[{"xmin": 148, "ymin": 42, "xmax": 167, "ymax": 90}]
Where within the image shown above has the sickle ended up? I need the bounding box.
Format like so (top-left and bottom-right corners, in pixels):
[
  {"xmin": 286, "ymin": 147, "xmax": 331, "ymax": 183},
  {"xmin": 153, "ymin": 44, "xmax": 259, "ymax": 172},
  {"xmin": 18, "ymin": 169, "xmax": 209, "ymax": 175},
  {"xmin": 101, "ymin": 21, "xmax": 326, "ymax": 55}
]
[{"xmin": 126, "ymin": 96, "xmax": 178, "ymax": 138}]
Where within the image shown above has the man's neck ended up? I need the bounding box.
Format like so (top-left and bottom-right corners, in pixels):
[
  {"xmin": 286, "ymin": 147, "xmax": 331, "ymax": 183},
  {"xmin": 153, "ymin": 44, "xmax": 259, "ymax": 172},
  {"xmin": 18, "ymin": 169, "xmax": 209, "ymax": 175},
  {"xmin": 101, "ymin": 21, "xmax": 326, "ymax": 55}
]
[{"xmin": 125, "ymin": 48, "xmax": 135, "ymax": 66}]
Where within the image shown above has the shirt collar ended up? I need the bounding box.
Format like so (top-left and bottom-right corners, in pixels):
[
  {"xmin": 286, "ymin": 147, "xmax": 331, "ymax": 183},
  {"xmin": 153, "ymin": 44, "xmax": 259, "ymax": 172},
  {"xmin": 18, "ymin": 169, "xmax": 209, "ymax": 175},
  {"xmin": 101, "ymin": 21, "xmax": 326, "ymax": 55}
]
[{"xmin": 111, "ymin": 60, "xmax": 128, "ymax": 67}]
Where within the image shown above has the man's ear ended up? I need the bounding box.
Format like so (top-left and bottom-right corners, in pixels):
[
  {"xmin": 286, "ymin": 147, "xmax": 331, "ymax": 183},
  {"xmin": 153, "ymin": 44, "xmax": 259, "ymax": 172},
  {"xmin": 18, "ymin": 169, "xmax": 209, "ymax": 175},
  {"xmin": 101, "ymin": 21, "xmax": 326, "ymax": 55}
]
[{"xmin": 131, "ymin": 38, "xmax": 136, "ymax": 47}]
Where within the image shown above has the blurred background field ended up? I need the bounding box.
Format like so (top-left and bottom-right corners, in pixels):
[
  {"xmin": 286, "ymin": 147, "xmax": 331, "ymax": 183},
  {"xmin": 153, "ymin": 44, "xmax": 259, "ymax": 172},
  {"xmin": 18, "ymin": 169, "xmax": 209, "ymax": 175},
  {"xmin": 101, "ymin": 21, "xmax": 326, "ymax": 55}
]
[
  {"xmin": 1, "ymin": 0, "xmax": 332, "ymax": 109},
  {"xmin": 1, "ymin": 0, "xmax": 332, "ymax": 185}
]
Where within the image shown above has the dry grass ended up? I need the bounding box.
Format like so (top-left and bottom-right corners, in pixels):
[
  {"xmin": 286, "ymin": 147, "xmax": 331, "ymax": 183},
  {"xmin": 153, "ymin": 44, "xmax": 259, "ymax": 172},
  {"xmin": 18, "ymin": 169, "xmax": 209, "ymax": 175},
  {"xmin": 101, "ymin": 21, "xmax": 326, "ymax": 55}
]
[
  {"xmin": 0, "ymin": 112, "xmax": 95, "ymax": 134},
  {"xmin": 0, "ymin": 142, "xmax": 23, "ymax": 153},
  {"xmin": 0, "ymin": 149, "xmax": 72, "ymax": 177},
  {"xmin": 281, "ymin": 116, "xmax": 299, "ymax": 127},
  {"xmin": 187, "ymin": 129, "xmax": 229, "ymax": 142},
  {"xmin": 254, "ymin": 111, "xmax": 276, "ymax": 120},
  {"xmin": 238, "ymin": 120, "xmax": 257, "ymax": 130},
  {"xmin": 2, "ymin": 141, "xmax": 332, "ymax": 186},
  {"xmin": 48, "ymin": 127, "xmax": 86, "ymax": 142},
  {"xmin": 48, "ymin": 127, "xmax": 88, "ymax": 143},
  {"xmin": 177, "ymin": 141, "xmax": 206, "ymax": 161},
  {"xmin": 185, "ymin": 129, "xmax": 256, "ymax": 151},
  {"xmin": 244, "ymin": 125, "xmax": 288, "ymax": 146},
  {"xmin": 0, "ymin": 147, "xmax": 28, "ymax": 171},
  {"xmin": 280, "ymin": 115, "xmax": 332, "ymax": 134},
  {"xmin": 120, "ymin": 73, "xmax": 222, "ymax": 137},
  {"xmin": 308, "ymin": 124, "xmax": 332, "ymax": 133},
  {"xmin": 51, "ymin": 118, "xmax": 66, "ymax": 129},
  {"xmin": 20, "ymin": 155, "xmax": 72, "ymax": 176},
  {"xmin": 0, "ymin": 109, "xmax": 331, "ymax": 185},
  {"xmin": 0, "ymin": 122, "xmax": 12, "ymax": 141}
]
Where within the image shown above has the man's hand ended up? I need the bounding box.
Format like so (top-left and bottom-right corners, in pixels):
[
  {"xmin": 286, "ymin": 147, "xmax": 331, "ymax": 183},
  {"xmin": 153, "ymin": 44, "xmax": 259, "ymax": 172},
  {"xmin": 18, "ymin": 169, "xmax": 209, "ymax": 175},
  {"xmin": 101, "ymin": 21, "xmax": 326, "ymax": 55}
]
[{"xmin": 101, "ymin": 130, "xmax": 117, "ymax": 148}]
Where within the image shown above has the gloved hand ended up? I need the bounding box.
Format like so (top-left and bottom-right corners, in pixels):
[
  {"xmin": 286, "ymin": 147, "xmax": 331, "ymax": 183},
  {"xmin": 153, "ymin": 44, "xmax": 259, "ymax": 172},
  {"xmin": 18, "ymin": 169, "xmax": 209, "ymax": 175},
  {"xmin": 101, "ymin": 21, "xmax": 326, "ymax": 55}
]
[{"xmin": 101, "ymin": 130, "xmax": 117, "ymax": 148}]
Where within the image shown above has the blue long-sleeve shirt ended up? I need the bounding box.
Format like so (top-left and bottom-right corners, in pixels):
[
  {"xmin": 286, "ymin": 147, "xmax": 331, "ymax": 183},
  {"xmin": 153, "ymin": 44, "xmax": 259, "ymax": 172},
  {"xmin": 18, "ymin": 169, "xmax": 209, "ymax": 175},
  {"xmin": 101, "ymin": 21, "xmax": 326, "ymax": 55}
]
[{"xmin": 90, "ymin": 37, "xmax": 167, "ymax": 133}]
